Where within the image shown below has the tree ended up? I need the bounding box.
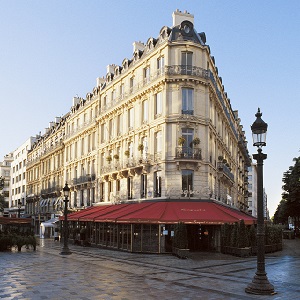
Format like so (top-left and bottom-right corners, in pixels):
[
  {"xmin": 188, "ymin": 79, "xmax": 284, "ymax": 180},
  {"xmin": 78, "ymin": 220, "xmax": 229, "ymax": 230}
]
[
  {"xmin": 280, "ymin": 156, "xmax": 300, "ymax": 227},
  {"xmin": 238, "ymin": 220, "xmax": 249, "ymax": 248},
  {"xmin": 273, "ymin": 199, "xmax": 288, "ymax": 225},
  {"xmin": 173, "ymin": 222, "xmax": 188, "ymax": 249},
  {"xmin": 0, "ymin": 193, "xmax": 8, "ymax": 213}
]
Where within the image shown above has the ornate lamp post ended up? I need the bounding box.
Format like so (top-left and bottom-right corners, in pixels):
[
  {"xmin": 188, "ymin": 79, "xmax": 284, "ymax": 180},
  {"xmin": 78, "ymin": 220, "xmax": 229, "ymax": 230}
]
[
  {"xmin": 17, "ymin": 200, "xmax": 22, "ymax": 218},
  {"xmin": 60, "ymin": 182, "xmax": 72, "ymax": 255},
  {"xmin": 245, "ymin": 108, "xmax": 274, "ymax": 295}
]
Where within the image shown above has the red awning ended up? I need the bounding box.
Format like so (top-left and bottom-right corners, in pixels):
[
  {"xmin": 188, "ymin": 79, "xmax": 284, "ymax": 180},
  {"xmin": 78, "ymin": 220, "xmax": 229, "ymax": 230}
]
[
  {"xmin": 115, "ymin": 202, "xmax": 255, "ymax": 225},
  {"xmin": 65, "ymin": 205, "xmax": 99, "ymax": 221},
  {"xmin": 66, "ymin": 201, "xmax": 256, "ymax": 225},
  {"xmin": 79, "ymin": 204, "xmax": 129, "ymax": 222},
  {"xmin": 94, "ymin": 202, "xmax": 155, "ymax": 223}
]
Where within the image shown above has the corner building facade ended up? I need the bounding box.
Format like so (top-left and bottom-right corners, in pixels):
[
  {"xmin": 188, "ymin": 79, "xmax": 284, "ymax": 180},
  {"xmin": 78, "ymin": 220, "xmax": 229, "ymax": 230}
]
[
  {"xmin": 90, "ymin": 10, "xmax": 251, "ymax": 208},
  {"xmin": 26, "ymin": 10, "xmax": 251, "ymax": 249}
]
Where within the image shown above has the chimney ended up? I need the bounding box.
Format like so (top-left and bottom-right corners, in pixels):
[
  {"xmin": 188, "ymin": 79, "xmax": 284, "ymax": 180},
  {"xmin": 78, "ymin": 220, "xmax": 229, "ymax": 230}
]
[
  {"xmin": 133, "ymin": 41, "xmax": 145, "ymax": 53},
  {"xmin": 97, "ymin": 77, "xmax": 106, "ymax": 87},
  {"xmin": 55, "ymin": 117, "xmax": 61, "ymax": 123},
  {"xmin": 72, "ymin": 97, "xmax": 80, "ymax": 106},
  {"xmin": 172, "ymin": 9, "xmax": 194, "ymax": 27},
  {"xmin": 106, "ymin": 64, "xmax": 115, "ymax": 74}
]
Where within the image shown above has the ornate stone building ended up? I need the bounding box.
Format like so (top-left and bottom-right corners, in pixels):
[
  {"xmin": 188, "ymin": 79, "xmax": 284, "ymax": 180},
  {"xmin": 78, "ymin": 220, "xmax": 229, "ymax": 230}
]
[{"xmin": 26, "ymin": 10, "xmax": 251, "ymax": 239}]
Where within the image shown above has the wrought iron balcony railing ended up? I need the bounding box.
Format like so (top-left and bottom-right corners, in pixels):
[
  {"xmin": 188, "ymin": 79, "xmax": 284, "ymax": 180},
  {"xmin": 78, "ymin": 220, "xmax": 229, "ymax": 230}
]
[
  {"xmin": 72, "ymin": 174, "xmax": 96, "ymax": 185},
  {"xmin": 175, "ymin": 147, "xmax": 202, "ymax": 160},
  {"xmin": 217, "ymin": 162, "xmax": 234, "ymax": 181}
]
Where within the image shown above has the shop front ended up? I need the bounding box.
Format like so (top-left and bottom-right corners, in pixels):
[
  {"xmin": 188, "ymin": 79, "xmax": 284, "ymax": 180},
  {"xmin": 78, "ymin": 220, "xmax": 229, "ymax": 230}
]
[{"xmin": 65, "ymin": 200, "xmax": 255, "ymax": 254}]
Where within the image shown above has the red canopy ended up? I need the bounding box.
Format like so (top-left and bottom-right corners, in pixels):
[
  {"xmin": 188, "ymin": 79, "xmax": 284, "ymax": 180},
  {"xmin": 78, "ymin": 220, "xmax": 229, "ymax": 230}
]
[
  {"xmin": 66, "ymin": 205, "xmax": 100, "ymax": 221},
  {"xmin": 79, "ymin": 204, "xmax": 130, "ymax": 222},
  {"xmin": 66, "ymin": 201, "xmax": 256, "ymax": 225}
]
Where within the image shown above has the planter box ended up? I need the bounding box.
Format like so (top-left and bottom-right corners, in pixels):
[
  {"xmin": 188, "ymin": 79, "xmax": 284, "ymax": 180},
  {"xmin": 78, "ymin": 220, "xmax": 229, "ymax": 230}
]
[
  {"xmin": 236, "ymin": 247, "xmax": 251, "ymax": 257},
  {"xmin": 251, "ymin": 246, "xmax": 257, "ymax": 255},
  {"xmin": 283, "ymin": 230, "xmax": 295, "ymax": 239},
  {"xmin": 172, "ymin": 247, "xmax": 190, "ymax": 259},
  {"xmin": 265, "ymin": 245, "xmax": 273, "ymax": 253}
]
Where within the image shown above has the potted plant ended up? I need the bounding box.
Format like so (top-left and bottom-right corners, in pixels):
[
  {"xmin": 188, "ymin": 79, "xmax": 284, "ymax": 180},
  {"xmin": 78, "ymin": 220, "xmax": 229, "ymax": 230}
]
[
  {"xmin": 138, "ymin": 143, "xmax": 144, "ymax": 152},
  {"xmin": 192, "ymin": 137, "xmax": 200, "ymax": 147},
  {"xmin": 106, "ymin": 155, "xmax": 112, "ymax": 163},
  {"xmin": 173, "ymin": 222, "xmax": 189, "ymax": 259},
  {"xmin": 178, "ymin": 136, "xmax": 186, "ymax": 146},
  {"xmin": 80, "ymin": 227, "xmax": 87, "ymax": 241},
  {"xmin": 113, "ymin": 154, "xmax": 119, "ymax": 160}
]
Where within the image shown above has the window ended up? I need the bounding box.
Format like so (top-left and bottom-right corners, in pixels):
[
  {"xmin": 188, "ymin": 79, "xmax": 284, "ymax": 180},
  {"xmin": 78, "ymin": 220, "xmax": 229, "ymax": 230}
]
[
  {"xmin": 182, "ymin": 128, "xmax": 194, "ymax": 148},
  {"xmin": 130, "ymin": 77, "xmax": 134, "ymax": 92},
  {"xmin": 155, "ymin": 131, "xmax": 162, "ymax": 153},
  {"xmin": 155, "ymin": 92, "xmax": 162, "ymax": 117},
  {"xmin": 120, "ymin": 83, "xmax": 124, "ymax": 99},
  {"xmin": 127, "ymin": 177, "xmax": 133, "ymax": 199},
  {"xmin": 81, "ymin": 137, "xmax": 84, "ymax": 155},
  {"xmin": 157, "ymin": 56, "xmax": 164, "ymax": 74},
  {"xmin": 182, "ymin": 170, "xmax": 194, "ymax": 195},
  {"xmin": 154, "ymin": 171, "xmax": 162, "ymax": 197},
  {"xmin": 181, "ymin": 52, "xmax": 193, "ymax": 74},
  {"xmin": 103, "ymin": 96, "xmax": 107, "ymax": 108},
  {"xmin": 111, "ymin": 90, "xmax": 116, "ymax": 102},
  {"xmin": 100, "ymin": 182, "xmax": 104, "ymax": 202},
  {"xmin": 116, "ymin": 179, "xmax": 120, "ymax": 192},
  {"xmin": 140, "ymin": 137, "xmax": 148, "ymax": 159},
  {"xmin": 182, "ymin": 88, "xmax": 194, "ymax": 115},
  {"xmin": 117, "ymin": 114, "xmax": 122, "ymax": 135},
  {"xmin": 144, "ymin": 66, "xmax": 150, "ymax": 83},
  {"xmin": 142, "ymin": 99, "xmax": 148, "ymax": 123},
  {"xmin": 128, "ymin": 142, "xmax": 134, "ymax": 158},
  {"xmin": 100, "ymin": 124, "xmax": 105, "ymax": 143},
  {"xmin": 128, "ymin": 108, "xmax": 134, "ymax": 130},
  {"xmin": 141, "ymin": 174, "xmax": 147, "ymax": 198},
  {"xmin": 109, "ymin": 119, "xmax": 115, "ymax": 139}
]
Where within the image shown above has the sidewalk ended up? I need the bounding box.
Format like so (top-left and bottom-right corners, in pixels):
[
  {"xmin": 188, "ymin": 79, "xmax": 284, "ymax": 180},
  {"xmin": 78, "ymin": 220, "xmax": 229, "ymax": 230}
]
[{"xmin": 0, "ymin": 237, "xmax": 299, "ymax": 299}]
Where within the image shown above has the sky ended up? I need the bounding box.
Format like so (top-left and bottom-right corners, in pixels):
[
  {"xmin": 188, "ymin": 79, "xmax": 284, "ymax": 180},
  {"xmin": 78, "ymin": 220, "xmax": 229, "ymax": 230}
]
[{"xmin": 1, "ymin": 1, "xmax": 299, "ymax": 217}]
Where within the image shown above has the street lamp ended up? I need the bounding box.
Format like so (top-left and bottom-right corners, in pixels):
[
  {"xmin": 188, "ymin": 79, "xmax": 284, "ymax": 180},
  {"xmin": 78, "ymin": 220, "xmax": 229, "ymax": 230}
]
[
  {"xmin": 17, "ymin": 200, "xmax": 22, "ymax": 218},
  {"xmin": 245, "ymin": 108, "xmax": 274, "ymax": 295},
  {"xmin": 60, "ymin": 182, "xmax": 72, "ymax": 255}
]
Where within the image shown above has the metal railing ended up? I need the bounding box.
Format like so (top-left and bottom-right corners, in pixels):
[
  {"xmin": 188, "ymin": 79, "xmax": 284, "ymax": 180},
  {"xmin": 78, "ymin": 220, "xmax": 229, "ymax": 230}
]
[
  {"xmin": 217, "ymin": 162, "xmax": 234, "ymax": 181},
  {"xmin": 175, "ymin": 147, "xmax": 202, "ymax": 160}
]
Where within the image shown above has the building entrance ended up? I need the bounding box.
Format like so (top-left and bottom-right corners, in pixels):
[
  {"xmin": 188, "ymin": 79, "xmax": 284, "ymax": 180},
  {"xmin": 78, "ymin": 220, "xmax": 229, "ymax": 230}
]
[{"xmin": 187, "ymin": 224, "xmax": 211, "ymax": 251}]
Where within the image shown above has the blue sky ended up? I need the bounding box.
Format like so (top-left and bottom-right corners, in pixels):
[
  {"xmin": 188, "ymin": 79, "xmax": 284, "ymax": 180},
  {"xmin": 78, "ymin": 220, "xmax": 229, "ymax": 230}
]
[{"xmin": 1, "ymin": 1, "xmax": 299, "ymax": 217}]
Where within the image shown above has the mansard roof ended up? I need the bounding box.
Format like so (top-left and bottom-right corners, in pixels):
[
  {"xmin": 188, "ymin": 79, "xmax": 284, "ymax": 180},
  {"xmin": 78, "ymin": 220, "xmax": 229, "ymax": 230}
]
[{"xmin": 169, "ymin": 20, "xmax": 206, "ymax": 45}]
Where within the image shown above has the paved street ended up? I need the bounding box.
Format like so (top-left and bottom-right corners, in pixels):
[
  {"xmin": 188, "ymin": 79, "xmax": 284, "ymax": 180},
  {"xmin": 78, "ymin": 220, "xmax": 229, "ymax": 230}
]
[{"xmin": 1, "ymin": 238, "xmax": 300, "ymax": 300}]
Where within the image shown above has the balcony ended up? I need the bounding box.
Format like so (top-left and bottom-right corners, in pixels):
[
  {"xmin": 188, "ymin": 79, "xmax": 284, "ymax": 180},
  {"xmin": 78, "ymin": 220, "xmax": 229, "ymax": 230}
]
[
  {"xmin": 72, "ymin": 174, "xmax": 96, "ymax": 186},
  {"xmin": 175, "ymin": 147, "xmax": 202, "ymax": 160},
  {"xmin": 100, "ymin": 155, "xmax": 152, "ymax": 180},
  {"xmin": 181, "ymin": 109, "xmax": 194, "ymax": 115},
  {"xmin": 165, "ymin": 65, "xmax": 209, "ymax": 78},
  {"xmin": 217, "ymin": 162, "xmax": 234, "ymax": 182},
  {"xmin": 41, "ymin": 186, "xmax": 62, "ymax": 198}
]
